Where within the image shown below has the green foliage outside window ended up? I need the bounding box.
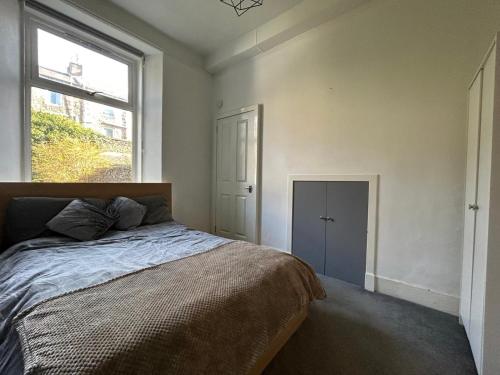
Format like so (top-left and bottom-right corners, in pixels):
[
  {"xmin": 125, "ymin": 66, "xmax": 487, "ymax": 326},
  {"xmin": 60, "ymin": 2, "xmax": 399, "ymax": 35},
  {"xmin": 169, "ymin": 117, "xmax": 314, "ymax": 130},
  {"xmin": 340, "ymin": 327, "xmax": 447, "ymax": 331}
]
[{"xmin": 31, "ymin": 111, "xmax": 132, "ymax": 182}]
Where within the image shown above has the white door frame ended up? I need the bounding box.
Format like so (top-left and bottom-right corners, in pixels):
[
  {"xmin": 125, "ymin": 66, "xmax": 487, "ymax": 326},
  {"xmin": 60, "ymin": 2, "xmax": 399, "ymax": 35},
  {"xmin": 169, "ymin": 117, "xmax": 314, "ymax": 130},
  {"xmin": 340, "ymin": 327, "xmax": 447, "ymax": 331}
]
[
  {"xmin": 211, "ymin": 104, "xmax": 263, "ymax": 244},
  {"xmin": 286, "ymin": 174, "xmax": 379, "ymax": 291}
]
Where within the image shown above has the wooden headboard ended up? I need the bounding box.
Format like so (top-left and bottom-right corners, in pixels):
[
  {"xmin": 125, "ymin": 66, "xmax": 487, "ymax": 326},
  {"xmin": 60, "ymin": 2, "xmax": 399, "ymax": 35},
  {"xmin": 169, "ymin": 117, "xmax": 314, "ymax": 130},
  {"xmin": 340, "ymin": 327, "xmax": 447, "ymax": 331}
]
[{"xmin": 0, "ymin": 183, "xmax": 172, "ymax": 248}]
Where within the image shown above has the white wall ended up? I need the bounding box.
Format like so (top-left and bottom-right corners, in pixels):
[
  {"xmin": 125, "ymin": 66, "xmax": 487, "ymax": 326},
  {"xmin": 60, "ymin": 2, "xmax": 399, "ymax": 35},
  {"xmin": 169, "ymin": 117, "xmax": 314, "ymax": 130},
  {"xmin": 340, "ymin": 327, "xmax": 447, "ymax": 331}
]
[
  {"xmin": 0, "ymin": 0, "xmax": 214, "ymax": 231},
  {"xmin": 0, "ymin": 0, "xmax": 23, "ymax": 181},
  {"xmin": 214, "ymin": 0, "xmax": 500, "ymax": 314},
  {"xmin": 162, "ymin": 57, "xmax": 213, "ymax": 231}
]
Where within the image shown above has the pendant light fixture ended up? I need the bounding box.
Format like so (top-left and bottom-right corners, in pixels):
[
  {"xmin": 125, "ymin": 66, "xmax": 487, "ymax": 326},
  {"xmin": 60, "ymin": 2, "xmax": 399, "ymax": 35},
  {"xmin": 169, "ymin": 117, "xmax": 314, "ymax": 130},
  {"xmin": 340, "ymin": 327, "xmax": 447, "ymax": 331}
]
[{"xmin": 220, "ymin": 0, "xmax": 264, "ymax": 16}]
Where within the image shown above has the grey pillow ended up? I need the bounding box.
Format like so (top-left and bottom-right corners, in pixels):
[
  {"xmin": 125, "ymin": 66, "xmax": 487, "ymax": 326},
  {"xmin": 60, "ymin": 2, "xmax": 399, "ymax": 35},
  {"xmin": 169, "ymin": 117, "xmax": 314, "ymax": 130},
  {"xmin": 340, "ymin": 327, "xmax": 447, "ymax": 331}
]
[
  {"xmin": 5, "ymin": 197, "xmax": 108, "ymax": 246},
  {"xmin": 133, "ymin": 195, "xmax": 172, "ymax": 225},
  {"xmin": 46, "ymin": 199, "xmax": 118, "ymax": 241},
  {"xmin": 108, "ymin": 196, "xmax": 147, "ymax": 230}
]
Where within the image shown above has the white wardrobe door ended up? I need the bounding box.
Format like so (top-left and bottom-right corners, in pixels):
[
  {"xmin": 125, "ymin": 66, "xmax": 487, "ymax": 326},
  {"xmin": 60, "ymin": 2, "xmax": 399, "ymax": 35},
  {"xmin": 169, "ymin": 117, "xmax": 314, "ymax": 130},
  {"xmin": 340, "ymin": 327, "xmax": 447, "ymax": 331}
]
[
  {"xmin": 470, "ymin": 47, "xmax": 496, "ymax": 372},
  {"xmin": 460, "ymin": 69, "xmax": 482, "ymax": 334}
]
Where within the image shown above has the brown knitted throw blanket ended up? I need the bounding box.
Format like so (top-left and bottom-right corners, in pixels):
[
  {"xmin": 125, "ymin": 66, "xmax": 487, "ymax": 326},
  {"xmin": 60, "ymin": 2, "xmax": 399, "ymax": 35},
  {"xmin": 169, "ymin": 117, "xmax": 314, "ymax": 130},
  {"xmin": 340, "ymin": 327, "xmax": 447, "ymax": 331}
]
[{"xmin": 14, "ymin": 241, "xmax": 325, "ymax": 375}]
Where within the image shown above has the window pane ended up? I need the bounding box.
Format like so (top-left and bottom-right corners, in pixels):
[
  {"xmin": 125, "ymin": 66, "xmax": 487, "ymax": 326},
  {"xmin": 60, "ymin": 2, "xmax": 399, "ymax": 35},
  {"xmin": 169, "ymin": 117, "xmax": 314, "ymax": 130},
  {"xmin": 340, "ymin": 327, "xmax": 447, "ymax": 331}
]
[
  {"xmin": 37, "ymin": 29, "xmax": 129, "ymax": 102},
  {"xmin": 31, "ymin": 87, "xmax": 133, "ymax": 183}
]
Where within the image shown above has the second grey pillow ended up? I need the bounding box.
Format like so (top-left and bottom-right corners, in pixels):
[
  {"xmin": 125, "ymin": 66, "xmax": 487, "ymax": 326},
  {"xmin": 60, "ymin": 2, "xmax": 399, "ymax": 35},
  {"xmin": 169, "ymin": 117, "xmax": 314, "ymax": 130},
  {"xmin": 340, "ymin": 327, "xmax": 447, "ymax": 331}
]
[
  {"xmin": 46, "ymin": 199, "xmax": 118, "ymax": 241},
  {"xmin": 108, "ymin": 197, "xmax": 147, "ymax": 230}
]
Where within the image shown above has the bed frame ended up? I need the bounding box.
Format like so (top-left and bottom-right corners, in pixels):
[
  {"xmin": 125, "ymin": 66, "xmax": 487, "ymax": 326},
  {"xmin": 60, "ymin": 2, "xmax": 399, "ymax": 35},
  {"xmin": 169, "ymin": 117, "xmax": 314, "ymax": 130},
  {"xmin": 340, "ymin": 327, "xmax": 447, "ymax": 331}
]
[
  {"xmin": 0, "ymin": 181, "xmax": 304, "ymax": 373},
  {"xmin": 0, "ymin": 182, "xmax": 172, "ymax": 249},
  {"xmin": 250, "ymin": 307, "xmax": 307, "ymax": 374}
]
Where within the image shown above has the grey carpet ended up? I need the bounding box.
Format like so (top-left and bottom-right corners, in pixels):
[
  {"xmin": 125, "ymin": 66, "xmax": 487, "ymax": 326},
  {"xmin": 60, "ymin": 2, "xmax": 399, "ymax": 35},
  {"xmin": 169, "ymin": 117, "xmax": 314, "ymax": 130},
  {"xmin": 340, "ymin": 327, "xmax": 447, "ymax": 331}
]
[{"xmin": 265, "ymin": 275, "xmax": 477, "ymax": 375}]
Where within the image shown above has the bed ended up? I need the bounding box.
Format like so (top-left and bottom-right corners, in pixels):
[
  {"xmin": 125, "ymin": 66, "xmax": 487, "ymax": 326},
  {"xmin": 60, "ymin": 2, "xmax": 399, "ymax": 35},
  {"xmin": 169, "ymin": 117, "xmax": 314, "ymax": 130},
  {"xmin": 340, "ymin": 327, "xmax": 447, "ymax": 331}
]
[{"xmin": 0, "ymin": 183, "xmax": 325, "ymax": 375}]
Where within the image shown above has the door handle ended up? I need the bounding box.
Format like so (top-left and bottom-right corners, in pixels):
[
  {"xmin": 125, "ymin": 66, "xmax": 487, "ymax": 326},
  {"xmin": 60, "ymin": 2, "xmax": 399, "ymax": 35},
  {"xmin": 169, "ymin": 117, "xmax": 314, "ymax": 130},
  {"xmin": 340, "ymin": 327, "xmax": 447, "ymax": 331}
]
[
  {"xmin": 468, "ymin": 204, "xmax": 479, "ymax": 211},
  {"xmin": 320, "ymin": 216, "xmax": 335, "ymax": 222},
  {"xmin": 244, "ymin": 185, "xmax": 253, "ymax": 193}
]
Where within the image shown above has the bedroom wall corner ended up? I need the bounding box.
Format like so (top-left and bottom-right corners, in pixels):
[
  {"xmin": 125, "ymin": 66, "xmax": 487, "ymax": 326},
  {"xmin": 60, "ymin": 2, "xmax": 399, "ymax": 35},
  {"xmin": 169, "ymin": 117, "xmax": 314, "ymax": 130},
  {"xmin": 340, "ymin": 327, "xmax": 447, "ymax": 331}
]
[
  {"xmin": 0, "ymin": 0, "xmax": 215, "ymax": 232},
  {"xmin": 212, "ymin": 0, "xmax": 500, "ymax": 314},
  {"xmin": 47, "ymin": 0, "xmax": 215, "ymax": 231},
  {"xmin": 162, "ymin": 56, "xmax": 214, "ymax": 232}
]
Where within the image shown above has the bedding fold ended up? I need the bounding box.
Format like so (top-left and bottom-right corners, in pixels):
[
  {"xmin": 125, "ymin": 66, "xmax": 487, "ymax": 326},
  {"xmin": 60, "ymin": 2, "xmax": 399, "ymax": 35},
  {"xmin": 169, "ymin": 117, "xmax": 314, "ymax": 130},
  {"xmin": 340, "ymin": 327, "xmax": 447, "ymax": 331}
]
[
  {"xmin": 14, "ymin": 241, "xmax": 325, "ymax": 375},
  {"xmin": 0, "ymin": 222, "xmax": 229, "ymax": 374}
]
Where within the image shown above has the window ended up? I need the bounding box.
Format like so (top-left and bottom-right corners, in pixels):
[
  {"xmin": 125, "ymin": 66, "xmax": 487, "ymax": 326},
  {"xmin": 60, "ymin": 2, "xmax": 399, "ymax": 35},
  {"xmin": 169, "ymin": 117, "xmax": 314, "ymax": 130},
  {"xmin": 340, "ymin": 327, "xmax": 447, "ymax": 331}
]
[
  {"xmin": 37, "ymin": 29, "xmax": 129, "ymax": 102},
  {"xmin": 49, "ymin": 92, "xmax": 62, "ymax": 106},
  {"xmin": 103, "ymin": 127, "xmax": 114, "ymax": 138},
  {"xmin": 103, "ymin": 108, "xmax": 116, "ymax": 121},
  {"xmin": 25, "ymin": 15, "xmax": 141, "ymax": 183}
]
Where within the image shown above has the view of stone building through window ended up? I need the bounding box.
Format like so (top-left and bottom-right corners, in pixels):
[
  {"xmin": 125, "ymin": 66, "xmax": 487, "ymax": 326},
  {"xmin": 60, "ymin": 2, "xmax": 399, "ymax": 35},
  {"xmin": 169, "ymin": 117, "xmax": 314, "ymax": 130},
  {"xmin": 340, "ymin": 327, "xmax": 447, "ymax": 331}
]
[
  {"xmin": 37, "ymin": 29, "xmax": 129, "ymax": 102},
  {"xmin": 31, "ymin": 29, "xmax": 134, "ymax": 183}
]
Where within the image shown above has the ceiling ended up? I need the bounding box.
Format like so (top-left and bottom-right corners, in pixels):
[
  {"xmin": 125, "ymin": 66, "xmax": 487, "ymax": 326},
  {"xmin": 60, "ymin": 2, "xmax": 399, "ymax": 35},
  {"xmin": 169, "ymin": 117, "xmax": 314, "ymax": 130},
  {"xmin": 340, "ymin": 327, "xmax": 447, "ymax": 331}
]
[{"xmin": 108, "ymin": 0, "xmax": 303, "ymax": 56}]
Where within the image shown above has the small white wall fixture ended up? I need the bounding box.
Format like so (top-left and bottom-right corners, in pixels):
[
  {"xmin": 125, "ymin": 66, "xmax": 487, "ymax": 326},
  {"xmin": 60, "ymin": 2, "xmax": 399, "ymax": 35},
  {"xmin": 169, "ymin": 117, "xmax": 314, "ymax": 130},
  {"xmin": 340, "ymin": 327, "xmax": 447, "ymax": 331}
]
[{"xmin": 287, "ymin": 174, "xmax": 379, "ymax": 292}]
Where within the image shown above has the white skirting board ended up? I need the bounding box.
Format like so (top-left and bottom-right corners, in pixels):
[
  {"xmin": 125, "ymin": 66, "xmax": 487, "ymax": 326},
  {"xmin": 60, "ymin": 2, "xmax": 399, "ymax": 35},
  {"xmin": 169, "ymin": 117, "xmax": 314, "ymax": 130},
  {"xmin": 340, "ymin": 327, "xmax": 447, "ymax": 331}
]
[{"xmin": 365, "ymin": 273, "xmax": 460, "ymax": 316}]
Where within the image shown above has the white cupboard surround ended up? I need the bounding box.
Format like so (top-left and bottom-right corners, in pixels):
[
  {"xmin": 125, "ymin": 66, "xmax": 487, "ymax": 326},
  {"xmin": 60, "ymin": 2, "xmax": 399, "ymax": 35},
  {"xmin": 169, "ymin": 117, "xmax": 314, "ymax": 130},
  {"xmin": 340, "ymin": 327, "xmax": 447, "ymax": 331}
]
[{"xmin": 460, "ymin": 34, "xmax": 500, "ymax": 375}]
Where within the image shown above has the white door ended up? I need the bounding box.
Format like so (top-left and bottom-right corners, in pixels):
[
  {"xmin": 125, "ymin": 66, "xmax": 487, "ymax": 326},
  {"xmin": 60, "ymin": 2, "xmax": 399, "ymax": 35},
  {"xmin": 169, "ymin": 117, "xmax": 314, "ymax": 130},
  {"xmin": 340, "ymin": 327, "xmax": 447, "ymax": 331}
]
[
  {"xmin": 215, "ymin": 108, "xmax": 260, "ymax": 243},
  {"xmin": 460, "ymin": 69, "xmax": 482, "ymax": 334},
  {"xmin": 470, "ymin": 48, "xmax": 496, "ymax": 371}
]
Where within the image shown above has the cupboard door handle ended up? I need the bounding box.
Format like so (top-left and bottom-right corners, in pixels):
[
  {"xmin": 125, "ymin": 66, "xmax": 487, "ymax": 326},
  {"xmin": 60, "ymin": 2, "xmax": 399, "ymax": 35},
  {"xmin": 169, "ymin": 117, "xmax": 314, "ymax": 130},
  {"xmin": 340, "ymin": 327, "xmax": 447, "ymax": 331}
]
[
  {"xmin": 320, "ymin": 216, "xmax": 335, "ymax": 222},
  {"xmin": 468, "ymin": 204, "xmax": 479, "ymax": 211}
]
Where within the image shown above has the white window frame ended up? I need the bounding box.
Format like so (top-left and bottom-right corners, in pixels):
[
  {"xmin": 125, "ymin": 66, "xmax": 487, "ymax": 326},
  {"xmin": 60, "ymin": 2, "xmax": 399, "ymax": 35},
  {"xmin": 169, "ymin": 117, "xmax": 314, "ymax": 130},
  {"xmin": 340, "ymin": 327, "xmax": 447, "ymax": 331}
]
[{"xmin": 23, "ymin": 11, "xmax": 143, "ymax": 182}]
